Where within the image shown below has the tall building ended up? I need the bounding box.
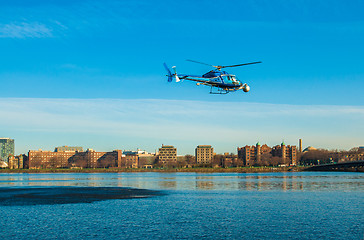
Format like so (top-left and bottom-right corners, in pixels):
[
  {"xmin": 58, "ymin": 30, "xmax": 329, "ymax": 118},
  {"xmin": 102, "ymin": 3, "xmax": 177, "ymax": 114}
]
[
  {"xmin": 271, "ymin": 142, "xmax": 297, "ymax": 165},
  {"xmin": 195, "ymin": 145, "xmax": 214, "ymax": 165},
  {"xmin": 158, "ymin": 145, "xmax": 177, "ymax": 165},
  {"xmin": 0, "ymin": 138, "xmax": 15, "ymax": 163},
  {"xmin": 237, "ymin": 143, "xmax": 271, "ymax": 166}
]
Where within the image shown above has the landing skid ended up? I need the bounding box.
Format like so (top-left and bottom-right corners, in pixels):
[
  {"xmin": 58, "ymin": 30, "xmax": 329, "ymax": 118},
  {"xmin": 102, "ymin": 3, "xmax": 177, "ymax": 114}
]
[{"xmin": 209, "ymin": 86, "xmax": 230, "ymax": 94}]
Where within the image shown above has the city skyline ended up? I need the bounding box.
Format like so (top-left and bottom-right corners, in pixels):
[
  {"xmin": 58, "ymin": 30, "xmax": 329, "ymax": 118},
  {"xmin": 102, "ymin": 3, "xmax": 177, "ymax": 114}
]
[
  {"xmin": 0, "ymin": 1, "xmax": 363, "ymax": 155},
  {"xmin": 1, "ymin": 98, "xmax": 363, "ymax": 155}
]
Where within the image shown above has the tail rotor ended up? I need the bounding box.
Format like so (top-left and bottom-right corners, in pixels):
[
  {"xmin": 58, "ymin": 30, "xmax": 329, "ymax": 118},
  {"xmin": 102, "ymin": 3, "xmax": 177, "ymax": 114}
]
[{"xmin": 163, "ymin": 63, "xmax": 173, "ymax": 82}]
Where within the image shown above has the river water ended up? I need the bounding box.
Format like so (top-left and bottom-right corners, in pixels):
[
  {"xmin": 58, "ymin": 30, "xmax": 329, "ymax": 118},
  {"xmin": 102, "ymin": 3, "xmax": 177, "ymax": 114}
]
[{"xmin": 0, "ymin": 172, "xmax": 363, "ymax": 239}]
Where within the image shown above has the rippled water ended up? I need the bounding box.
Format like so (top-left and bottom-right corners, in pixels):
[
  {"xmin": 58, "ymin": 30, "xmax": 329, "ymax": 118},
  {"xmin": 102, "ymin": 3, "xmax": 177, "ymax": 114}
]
[{"xmin": 1, "ymin": 172, "xmax": 363, "ymax": 239}]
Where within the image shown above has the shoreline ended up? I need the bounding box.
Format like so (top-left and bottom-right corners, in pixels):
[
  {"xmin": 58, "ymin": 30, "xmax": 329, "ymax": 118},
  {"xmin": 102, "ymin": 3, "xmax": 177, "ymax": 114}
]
[
  {"xmin": 1, "ymin": 166, "xmax": 362, "ymax": 173},
  {"xmin": 0, "ymin": 166, "xmax": 306, "ymax": 174}
]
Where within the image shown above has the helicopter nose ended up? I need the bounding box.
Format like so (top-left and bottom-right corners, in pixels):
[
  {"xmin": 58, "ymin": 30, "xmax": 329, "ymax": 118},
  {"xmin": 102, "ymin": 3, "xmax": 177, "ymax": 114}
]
[{"xmin": 243, "ymin": 84, "xmax": 250, "ymax": 92}]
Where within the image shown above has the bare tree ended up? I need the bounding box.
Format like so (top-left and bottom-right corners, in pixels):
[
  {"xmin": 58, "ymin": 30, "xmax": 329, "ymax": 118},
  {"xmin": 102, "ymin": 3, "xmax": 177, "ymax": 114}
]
[
  {"xmin": 269, "ymin": 156, "xmax": 283, "ymax": 166},
  {"xmin": 185, "ymin": 154, "xmax": 196, "ymax": 165},
  {"xmin": 48, "ymin": 156, "xmax": 59, "ymax": 168},
  {"xmin": 164, "ymin": 161, "xmax": 177, "ymax": 169},
  {"xmin": 212, "ymin": 154, "xmax": 224, "ymax": 167},
  {"xmin": 30, "ymin": 153, "xmax": 43, "ymax": 169},
  {"xmin": 68, "ymin": 153, "xmax": 88, "ymax": 168},
  {"xmin": 300, "ymin": 150, "xmax": 332, "ymax": 165},
  {"xmin": 97, "ymin": 154, "xmax": 117, "ymax": 168},
  {"xmin": 177, "ymin": 157, "xmax": 187, "ymax": 168},
  {"xmin": 234, "ymin": 158, "xmax": 244, "ymax": 167}
]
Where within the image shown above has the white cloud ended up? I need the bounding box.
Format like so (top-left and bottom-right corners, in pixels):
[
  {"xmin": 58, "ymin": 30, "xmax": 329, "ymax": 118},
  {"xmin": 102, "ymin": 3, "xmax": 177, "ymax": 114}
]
[
  {"xmin": 0, "ymin": 98, "xmax": 363, "ymax": 154},
  {"xmin": 0, "ymin": 22, "xmax": 53, "ymax": 38}
]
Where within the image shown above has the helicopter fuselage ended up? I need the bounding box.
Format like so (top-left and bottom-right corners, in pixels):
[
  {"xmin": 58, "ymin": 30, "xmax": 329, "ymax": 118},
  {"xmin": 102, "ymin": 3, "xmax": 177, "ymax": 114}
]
[
  {"xmin": 178, "ymin": 70, "xmax": 246, "ymax": 92},
  {"xmin": 163, "ymin": 60, "xmax": 259, "ymax": 94}
]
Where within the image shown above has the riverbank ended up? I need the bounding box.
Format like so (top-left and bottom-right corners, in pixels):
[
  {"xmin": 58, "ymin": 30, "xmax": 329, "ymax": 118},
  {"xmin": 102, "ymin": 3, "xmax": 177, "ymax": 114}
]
[{"xmin": 0, "ymin": 166, "xmax": 306, "ymax": 174}]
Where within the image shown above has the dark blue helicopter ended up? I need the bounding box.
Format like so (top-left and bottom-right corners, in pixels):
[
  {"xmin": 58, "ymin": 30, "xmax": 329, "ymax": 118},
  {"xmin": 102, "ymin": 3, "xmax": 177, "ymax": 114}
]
[{"xmin": 163, "ymin": 59, "xmax": 261, "ymax": 94}]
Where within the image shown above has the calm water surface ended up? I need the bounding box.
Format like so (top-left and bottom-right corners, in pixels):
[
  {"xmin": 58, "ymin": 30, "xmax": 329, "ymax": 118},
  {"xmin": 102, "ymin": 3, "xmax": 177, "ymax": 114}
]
[{"xmin": 0, "ymin": 172, "xmax": 363, "ymax": 239}]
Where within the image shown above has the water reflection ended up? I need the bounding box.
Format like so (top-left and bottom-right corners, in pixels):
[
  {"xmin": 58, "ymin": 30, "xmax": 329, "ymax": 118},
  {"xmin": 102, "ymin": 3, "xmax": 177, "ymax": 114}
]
[
  {"xmin": 236, "ymin": 174, "xmax": 335, "ymax": 191},
  {"xmin": 157, "ymin": 176, "xmax": 176, "ymax": 189},
  {"xmin": 0, "ymin": 172, "xmax": 363, "ymax": 191},
  {"xmin": 196, "ymin": 176, "xmax": 214, "ymax": 190}
]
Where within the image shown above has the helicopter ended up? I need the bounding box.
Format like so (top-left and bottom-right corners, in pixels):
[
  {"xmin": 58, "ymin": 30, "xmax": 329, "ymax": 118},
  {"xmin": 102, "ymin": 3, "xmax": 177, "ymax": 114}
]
[{"xmin": 163, "ymin": 59, "xmax": 261, "ymax": 94}]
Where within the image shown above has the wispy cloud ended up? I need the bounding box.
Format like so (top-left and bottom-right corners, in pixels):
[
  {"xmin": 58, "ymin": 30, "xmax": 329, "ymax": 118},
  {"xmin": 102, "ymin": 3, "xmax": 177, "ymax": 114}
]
[
  {"xmin": 0, "ymin": 22, "xmax": 53, "ymax": 38},
  {"xmin": 0, "ymin": 98, "xmax": 363, "ymax": 154}
]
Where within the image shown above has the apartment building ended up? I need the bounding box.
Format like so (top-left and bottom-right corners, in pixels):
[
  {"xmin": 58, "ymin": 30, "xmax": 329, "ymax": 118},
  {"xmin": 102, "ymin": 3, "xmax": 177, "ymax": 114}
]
[
  {"xmin": 158, "ymin": 145, "xmax": 177, "ymax": 165},
  {"xmin": 195, "ymin": 145, "xmax": 214, "ymax": 165}
]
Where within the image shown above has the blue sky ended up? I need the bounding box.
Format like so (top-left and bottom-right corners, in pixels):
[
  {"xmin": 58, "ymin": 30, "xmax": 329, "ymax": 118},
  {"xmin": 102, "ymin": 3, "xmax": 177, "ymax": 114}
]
[{"xmin": 0, "ymin": 0, "xmax": 363, "ymax": 154}]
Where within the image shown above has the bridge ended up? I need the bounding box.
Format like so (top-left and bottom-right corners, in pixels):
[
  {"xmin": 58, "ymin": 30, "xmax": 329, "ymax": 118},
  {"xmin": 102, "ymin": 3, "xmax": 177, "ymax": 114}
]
[{"xmin": 304, "ymin": 161, "xmax": 364, "ymax": 172}]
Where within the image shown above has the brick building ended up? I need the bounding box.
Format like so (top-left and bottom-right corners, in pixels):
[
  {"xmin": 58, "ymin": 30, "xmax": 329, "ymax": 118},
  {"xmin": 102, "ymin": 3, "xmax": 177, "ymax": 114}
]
[
  {"xmin": 84, "ymin": 149, "xmax": 106, "ymax": 168},
  {"xmin": 123, "ymin": 153, "xmax": 139, "ymax": 168},
  {"xmin": 8, "ymin": 154, "xmax": 25, "ymax": 169},
  {"xmin": 119, "ymin": 150, "xmax": 157, "ymax": 168},
  {"xmin": 28, "ymin": 149, "xmax": 77, "ymax": 168},
  {"xmin": 29, "ymin": 147, "xmax": 122, "ymax": 169},
  {"xmin": 237, "ymin": 143, "xmax": 272, "ymax": 166},
  {"xmin": 271, "ymin": 142, "xmax": 297, "ymax": 165},
  {"xmin": 238, "ymin": 142, "xmax": 297, "ymax": 166}
]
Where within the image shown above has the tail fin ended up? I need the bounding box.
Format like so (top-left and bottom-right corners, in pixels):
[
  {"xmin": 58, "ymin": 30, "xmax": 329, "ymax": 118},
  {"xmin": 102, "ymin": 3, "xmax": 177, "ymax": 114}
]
[
  {"xmin": 163, "ymin": 63, "xmax": 173, "ymax": 82},
  {"xmin": 172, "ymin": 66, "xmax": 180, "ymax": 82}
]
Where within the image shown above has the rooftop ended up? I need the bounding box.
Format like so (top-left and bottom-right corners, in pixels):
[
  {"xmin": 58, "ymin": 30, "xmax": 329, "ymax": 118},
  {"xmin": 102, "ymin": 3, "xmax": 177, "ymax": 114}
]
[
  {"xmin": 197, "ymin": 145, "xmax": 212, "ymax": 148},
  {"xmin": 160, "ymin": 145, "xmax": 175, "ymax": 148},
  {"xmin": 303, "ymin": 146, "xmax": 317, "ymax": 152}
]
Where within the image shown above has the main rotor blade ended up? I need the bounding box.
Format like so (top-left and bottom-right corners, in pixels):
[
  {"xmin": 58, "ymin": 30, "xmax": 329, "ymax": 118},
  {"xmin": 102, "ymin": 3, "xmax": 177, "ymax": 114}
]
[
  {"xmin": 186, "ymin": 59, "xmax": 215, "ymax": 67},
  {"xmin": 220, "ymin": 61, "xmax": 262, "ymax": 69}
]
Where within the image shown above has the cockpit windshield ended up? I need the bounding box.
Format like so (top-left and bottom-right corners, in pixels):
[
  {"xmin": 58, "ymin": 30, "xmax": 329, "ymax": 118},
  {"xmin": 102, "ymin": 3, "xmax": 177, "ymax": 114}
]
[{"xmin": 222, "ymin": 75, "xmax": 240, "ymax": 85}]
